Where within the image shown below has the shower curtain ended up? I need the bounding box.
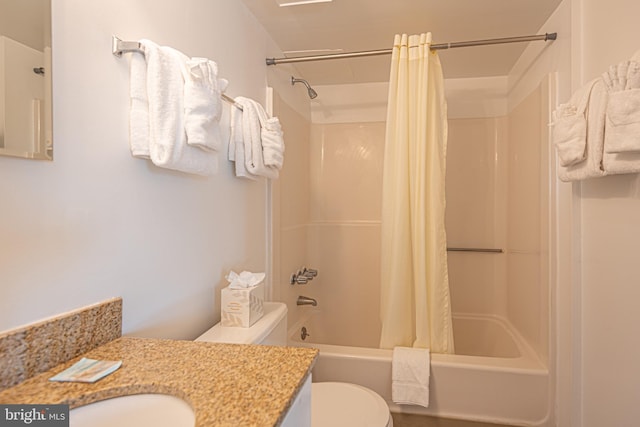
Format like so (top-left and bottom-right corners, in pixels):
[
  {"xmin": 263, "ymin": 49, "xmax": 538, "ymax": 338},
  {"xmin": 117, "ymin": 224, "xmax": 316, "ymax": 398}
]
[{"xmin": 379, "ymin": 33, "xmax": 454, "ymax": 353}]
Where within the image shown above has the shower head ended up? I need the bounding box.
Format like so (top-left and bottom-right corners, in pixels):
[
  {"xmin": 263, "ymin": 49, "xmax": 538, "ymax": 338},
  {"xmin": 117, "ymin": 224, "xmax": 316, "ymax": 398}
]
[{"xmin": 291, "ymin": 76, "xmax": 318, "ymax": 99}]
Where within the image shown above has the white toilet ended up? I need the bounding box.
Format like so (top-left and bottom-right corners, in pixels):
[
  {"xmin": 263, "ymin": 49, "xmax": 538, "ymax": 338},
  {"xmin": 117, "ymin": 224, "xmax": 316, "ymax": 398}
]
[{"xmin": 196, "ymin": 302, "xmax": 393, "ymax": 427}]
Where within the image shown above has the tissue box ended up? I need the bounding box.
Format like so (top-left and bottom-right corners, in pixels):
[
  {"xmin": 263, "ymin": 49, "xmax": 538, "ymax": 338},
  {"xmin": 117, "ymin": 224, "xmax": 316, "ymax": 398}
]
[{"xmin": 220, "ymin": 283, "xmax": 265, "ymax": 327}]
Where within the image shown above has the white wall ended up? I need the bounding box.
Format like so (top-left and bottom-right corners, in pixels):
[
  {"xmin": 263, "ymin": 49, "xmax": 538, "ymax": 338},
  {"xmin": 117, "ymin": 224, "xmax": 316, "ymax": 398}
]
[
  {"xmin": 0, "ymin": 0, "xmax": 296, "ymax": 339},
  {"xmin": 573, "ymin": 0, "xmax": 640, "ymax": 425}
]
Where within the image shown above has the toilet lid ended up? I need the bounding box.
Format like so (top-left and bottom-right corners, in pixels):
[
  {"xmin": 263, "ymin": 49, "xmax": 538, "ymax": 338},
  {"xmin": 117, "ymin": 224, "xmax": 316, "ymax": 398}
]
[{"xmin": 312, "ymin": 382, "xmax": 391, "ymax": 427}]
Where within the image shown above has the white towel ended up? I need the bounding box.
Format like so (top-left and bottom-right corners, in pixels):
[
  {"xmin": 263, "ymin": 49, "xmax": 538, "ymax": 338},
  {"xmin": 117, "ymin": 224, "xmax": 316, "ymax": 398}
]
[
  {"xmin": 602, "ymin": 56, "xmax": 640, "ymax": 174},
  {"xmin": 144, "ymin": 41, "xmax": 217, "ymax": 175},
  {"xmin": 129, "ymin": 44, "xmax": 150, "ymax": 159},
  {"xmin": 603, "ymin": 88, "xmax": 640, "ymax": 153},
  {"xmin": 254, "ymin": 106, "xmax": 285, "ymax": 169},
  {"xmin": 261, "ymin": 118, "xmax": 285, "ymax": 169},
  {"xmin": 557, "ymin": 78, "xmax": 607, "ymax": 182},
  {"xmin": 392, "ymin": 347, "xmax": 430, "ymax": 408},
  {"xmin": 551, "ymin": 78, "xmax": 598, "ymax": 167},
  {"xmin": 602, "ymin": 60, "xmax": 640, "ymax": 154},
  {"xmin": 228, "ymin": 105, "xmax": 257, "ymax": 180},
  {"xmin": 552, "ymin": 106, "xmax": 587, "ymax": 167},
  {"xmin": 234, "ymin": 97, "xmax": 279, "ymax": 179},
  {"xmin": 183, "ymin": 57, "xmax": 229, "ymax": 152}
]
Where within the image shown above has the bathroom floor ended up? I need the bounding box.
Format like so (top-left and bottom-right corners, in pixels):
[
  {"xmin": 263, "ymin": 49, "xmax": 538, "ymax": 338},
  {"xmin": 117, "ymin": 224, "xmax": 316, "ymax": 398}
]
[{"xmin": 391, "ymin": 413, "xmax": 514, "ymax": 427}]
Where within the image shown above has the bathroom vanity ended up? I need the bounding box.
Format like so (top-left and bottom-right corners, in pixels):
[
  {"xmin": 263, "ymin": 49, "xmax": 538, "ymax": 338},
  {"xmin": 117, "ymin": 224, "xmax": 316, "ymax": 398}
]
[
  {"xmin": 0, "ymin": 298, "xmax": 317, "ymax": 427},
  {"xmin": 0, "ymin": 337, "xmax": 317, "ymax": 426}
]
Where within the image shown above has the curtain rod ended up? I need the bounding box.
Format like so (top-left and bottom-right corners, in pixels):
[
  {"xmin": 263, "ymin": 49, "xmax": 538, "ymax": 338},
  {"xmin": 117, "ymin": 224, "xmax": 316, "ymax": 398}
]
[{"xmin": 266, "ymin": 32, "xmax": 557, "ymax": 66}]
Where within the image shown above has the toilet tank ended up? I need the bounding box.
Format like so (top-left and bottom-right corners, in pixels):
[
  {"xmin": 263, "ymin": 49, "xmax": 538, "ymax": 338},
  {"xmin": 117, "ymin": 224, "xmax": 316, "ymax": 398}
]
[{"xmin": 196, "ymin": 302, "xmax": 288, "ymax": 346}]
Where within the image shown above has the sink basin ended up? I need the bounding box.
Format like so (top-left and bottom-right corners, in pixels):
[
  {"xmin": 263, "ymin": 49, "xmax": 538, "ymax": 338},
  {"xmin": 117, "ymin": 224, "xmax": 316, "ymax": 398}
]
[{"xmin": 70, "ymin": 394, "xmax": 195, "ymax": 427}]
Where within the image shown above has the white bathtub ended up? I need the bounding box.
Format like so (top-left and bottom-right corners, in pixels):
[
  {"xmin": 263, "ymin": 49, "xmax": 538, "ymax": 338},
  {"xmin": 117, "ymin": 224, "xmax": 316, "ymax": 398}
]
[{"xmin": 289, "ymin": 311, "xmax": 550, "ymax": 426}]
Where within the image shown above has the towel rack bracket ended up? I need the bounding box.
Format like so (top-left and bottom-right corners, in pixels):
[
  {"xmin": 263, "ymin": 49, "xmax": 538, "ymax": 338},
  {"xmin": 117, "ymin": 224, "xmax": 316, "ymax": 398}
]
[{"xmin": 112, "ymin": 35, "xmax": 142, "ymax": 57}]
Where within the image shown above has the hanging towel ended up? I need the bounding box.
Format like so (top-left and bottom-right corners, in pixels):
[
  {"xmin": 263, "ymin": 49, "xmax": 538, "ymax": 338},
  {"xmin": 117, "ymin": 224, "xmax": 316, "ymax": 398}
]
[
  {"xmin": 602, "ymin": 53, "xmax": 640, "ymax": 175},
  {"xmin": 602, "ymin": 59, "xmax": 640, "ymax": 154},
  {"xmin": 557, "ymin": 78, "xmax": 607, "ymax": 182},
  {"xmin": 551, "ymin": 78, "xmax": 598, "ymax": 167},
  {"xmin": 392, "ymin": 347, "xmax": 430, "ymax": 408},
  {"xmin": 144, "ymin": 41, "xmax": 217, "ymax": 175},
  {"xmin": 129, "ymin": 42, "xmax": 150, "ymax": 159},
  {"xmin": 234, "ymin": 97, "xmax": 279, "ymax": 179},
  {"xmin": 228, "ymin": 104, "xmax": 257, "ymax": 180},
  {"xmin": 183, "ymin": 57, "xmax": 229, "ymax": 152},
  {"xmin": 255, "ymin": 107, "xmax": 285, "ymax": 169}
]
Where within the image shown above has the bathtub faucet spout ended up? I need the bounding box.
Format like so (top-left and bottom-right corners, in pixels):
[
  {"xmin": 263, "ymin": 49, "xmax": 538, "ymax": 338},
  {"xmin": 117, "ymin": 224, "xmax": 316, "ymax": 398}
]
[{"xmin": 297, "ymin": 296, "xmax": 318, "ymax": 306}]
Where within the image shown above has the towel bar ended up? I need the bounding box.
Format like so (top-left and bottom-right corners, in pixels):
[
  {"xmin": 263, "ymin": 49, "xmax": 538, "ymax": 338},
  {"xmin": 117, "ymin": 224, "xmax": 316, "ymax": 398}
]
[{"xmin": 112, "ymin": 36, "xmax": 243, "ymax": 111}]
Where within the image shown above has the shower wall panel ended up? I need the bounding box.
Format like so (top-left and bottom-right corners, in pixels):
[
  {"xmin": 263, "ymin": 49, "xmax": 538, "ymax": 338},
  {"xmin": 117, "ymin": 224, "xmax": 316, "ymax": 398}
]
[
  {"xmin": 272, "ymin": 94, "xmax": 311, "ymax": 329},
  {"xmin": 445, "ymin": 117, "xmax": 508, "ymax": 318},
  {"xmin": 307, "ymin": 122, "xmax": 385, "ymax": 342},
  {"xmin": 506, "ymin": 78, "xmax": 550, "ymax": 363}
]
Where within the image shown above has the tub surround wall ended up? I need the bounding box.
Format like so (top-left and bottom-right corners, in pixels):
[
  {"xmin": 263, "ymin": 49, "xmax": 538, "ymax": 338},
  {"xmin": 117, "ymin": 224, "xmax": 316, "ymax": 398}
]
[
  {"xmin": 506, "ymin": 79, "xmax": 550, "ymax": 364},
  {"xmin": 0, "ymin": 297, "xmax": 122, "ymax": 391},
  {"xmin": 306, "ymin": 121, "xmax": 385, "ymax": 346},
  {"xmin": 291, "ymin": 78, "xmax": 550, "ymax": 361},
  {"xmin": 446, "ymin": 116, "xmax": 508, "ymax": 319},
  {"xmin": 272, "ymin": 93, "xmax": 312, "ymax": 330}
]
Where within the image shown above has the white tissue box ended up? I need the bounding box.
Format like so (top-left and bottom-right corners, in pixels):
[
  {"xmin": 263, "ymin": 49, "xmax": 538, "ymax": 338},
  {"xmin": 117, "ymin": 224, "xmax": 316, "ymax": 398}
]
[{"xmin": 220, "ymin": 283, "xmax": 265, "ymax": 327}]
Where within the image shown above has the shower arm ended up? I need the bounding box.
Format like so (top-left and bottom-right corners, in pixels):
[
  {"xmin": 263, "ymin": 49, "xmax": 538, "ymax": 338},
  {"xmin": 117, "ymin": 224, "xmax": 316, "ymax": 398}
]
[{"xmin": 291, "ymin": 76, "xmax": 318, "ymax": 99}]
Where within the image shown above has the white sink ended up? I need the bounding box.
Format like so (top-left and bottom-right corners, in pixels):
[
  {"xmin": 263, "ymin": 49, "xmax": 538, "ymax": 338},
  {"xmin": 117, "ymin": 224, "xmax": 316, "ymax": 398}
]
[{"xmin": 70, "ymin": 393, "xmax": 195, "ymax": 427}]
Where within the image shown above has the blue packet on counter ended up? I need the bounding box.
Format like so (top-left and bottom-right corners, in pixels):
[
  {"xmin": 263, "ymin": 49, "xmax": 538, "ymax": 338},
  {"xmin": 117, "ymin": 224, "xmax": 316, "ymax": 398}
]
[{"xmin": 49, "ymin": 357, "xmax": 122, "ymax": 383}]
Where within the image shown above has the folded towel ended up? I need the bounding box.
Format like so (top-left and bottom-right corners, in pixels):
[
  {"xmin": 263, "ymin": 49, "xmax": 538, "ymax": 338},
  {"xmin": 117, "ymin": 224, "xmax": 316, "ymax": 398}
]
[
  {"xmin": 234, "ymin": 97, "xmax": 279, "ymax": 179},
  {"xmin": 144, "ymin": 42, "xmax": 217, "ymax": 175},
  {"xmin": 392, "ymin": 347, "xmax": 430, "ymax": 408},
  {"xmin": 604, "ymin": 88, "xmax": 640, "ymax": 153},
  {"xmin": 557, "ymin": 78, "xmax": 607, "ymax": 182},
  {"xmin": 183, "ymin": 57, "xmax": 229, "ymax": 152},
  {"xmin": 129, "ymin": 43, "xmax": 150, "ymax": 159},
  {"xmin": 602, "ymin": 55, "xmax": 640, "ymax": 174},
  {"xmin": 602, "ymin": 59, "xmax": 640, "ymax": 154},
  {"xmin": 551, "ymin": 78, "xmax": 598, "ymax": 167},
  {"xmin": 261, "ymin": 117, "xmax": 285, "ymax": 169},
  {"xmin": 253, "ymin": 105, "xmax": 285, "ymax": 169},
  {"xmin": 602, "ymin": 62, "xmax": 630, "ymax": 92},
  {"xmin": 552, "ymin": 105, "xmax": 588, "ymax": 167},
  {"xmin": 603, "ymin": 150, "xmax": 640, "ymax": 175},
  {"xmin": 228, "ymin": 105, "xmax": 257, "ymax": 180}
]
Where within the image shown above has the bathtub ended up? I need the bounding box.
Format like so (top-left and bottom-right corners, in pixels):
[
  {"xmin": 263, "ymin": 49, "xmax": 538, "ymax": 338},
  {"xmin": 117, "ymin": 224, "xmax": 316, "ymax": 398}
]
[{"xmin": 288, "ymin": 310, "xmax": 549, "ymax": 426}]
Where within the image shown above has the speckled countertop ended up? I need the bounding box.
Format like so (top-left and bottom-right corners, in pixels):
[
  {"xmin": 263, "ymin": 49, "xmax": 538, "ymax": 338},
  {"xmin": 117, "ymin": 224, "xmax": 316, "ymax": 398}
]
[{"xmin": 0, "ymin": 337, "xmax": 318, "ymax": 427}]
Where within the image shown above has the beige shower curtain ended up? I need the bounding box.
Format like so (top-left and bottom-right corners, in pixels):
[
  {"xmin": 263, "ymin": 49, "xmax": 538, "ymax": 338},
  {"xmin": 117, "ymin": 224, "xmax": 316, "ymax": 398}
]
[{"xmin": 379, "ymin": 33, "xmax": 454, "ymax": 353}]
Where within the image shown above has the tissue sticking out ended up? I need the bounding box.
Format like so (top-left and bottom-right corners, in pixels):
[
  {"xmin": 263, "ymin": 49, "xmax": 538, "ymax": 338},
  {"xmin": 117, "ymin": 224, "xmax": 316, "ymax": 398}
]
[{"xmin": 226, "ymin": 270, "xmax": 266, "ymax": 289}]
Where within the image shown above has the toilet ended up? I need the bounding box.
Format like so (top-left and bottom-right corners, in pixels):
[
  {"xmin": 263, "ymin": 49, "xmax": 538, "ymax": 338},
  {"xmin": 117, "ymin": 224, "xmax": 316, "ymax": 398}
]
[{"xmin": 196, "ymin": 302, "xmax": 392, "ymax": 427}]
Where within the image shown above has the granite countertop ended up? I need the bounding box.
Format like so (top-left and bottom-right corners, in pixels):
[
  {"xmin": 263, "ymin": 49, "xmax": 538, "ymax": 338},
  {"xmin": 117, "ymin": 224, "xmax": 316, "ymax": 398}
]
[{"xmin": 0, "ymin": 337, "xmax": 318, "ymax": 427}]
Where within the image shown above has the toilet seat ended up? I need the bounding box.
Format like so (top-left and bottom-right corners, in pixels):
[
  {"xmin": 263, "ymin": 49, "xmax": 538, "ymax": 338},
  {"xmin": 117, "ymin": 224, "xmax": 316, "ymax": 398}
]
[{"xmin": 311, "ymin": 382, "xmax": 392, "ymax": 427}]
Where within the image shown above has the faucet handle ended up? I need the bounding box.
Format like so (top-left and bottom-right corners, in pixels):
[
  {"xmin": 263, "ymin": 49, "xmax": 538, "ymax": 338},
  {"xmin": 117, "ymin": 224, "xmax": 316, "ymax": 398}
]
[
  {"xmin": 290, "ymin": 273, "xmax": 309, "ymax": 285},
  {"xmin": 302, "ymin": 267, "xmax": 318, "ymax": 278}
]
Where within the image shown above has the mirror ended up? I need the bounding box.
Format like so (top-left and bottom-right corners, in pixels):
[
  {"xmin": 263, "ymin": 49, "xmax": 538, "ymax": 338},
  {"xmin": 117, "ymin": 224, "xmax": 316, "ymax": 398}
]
[{"xmin": 0, "ymin": 0, "xmax": 52, "ymax": 160}]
